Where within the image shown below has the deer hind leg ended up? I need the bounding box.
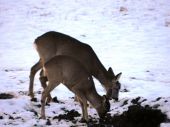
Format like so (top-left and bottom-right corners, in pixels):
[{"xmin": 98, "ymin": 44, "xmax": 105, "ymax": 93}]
[
  {"xmin": 74, "ymin": 95, "xmax": 78, "ymax": 102},
  {"xmin": 29, "ymin": 59, "xmax": 42, "ymax": 99},
  {"xmin": 39, "ymin": 70, "xmax": 52, "ymax": 103},
  {"xmin": 41, "ymin": 81, "xmax": 59, "ymax": 119}
]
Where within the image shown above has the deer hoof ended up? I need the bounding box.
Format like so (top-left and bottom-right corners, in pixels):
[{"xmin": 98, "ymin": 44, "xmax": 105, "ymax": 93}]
[
  {"xmin": 31, "ymin": 97, "xmax": 38, "ymax": 102},
  {"xmin": 28, "ymin": 92, "xmax": 34, "ymax": 98},
  {"xmin": 40, "ymin": 116, "xmax": 46, "ymax": 120},
  {"xmin": 80, "ymin": 118, "xmax": 88, "ymax": 123}
]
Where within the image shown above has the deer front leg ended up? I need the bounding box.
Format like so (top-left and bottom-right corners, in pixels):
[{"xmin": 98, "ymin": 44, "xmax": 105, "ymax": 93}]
[
  {"xmin": 29, "ymin": 60, "xmax": 42, "ymax": 99},
  {"xmin": 77, "ymin": 96, "xmax": 88, "ymax": 122},
  {"xmin": 40, "ymin": 81, "xmax": 59, "ymax": 119},
  {"xmin": 41, "ymin": 91, "xmax": 46, "ymax": 119}
]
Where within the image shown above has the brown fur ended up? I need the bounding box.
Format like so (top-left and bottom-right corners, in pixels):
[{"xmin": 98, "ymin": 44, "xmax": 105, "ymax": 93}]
[
  {"xmin": 41, "ymin": 55, "xmax": 110, "ymax": 121},
  {"xmin": 29, "ymin": 31, "xmax": 122, "ymax": 101}
]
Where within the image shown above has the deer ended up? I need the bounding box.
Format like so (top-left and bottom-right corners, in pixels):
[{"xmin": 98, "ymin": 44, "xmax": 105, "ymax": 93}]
[
  {"xmin": 29, "ymin": 31, "xmax": 122, "ymax": 102},
  {"xmin": 41, "ymin": 55, "xmax": 110, "ymax": 122}
]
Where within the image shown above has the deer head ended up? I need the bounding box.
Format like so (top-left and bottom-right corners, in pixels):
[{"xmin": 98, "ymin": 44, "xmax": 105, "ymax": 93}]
[
  {"xmin": 106, "ymin": 67, "xmax": 122, "ymax": 101},
  {"xmin": 96, "ymin": 95, "xmax": 110, "ymax": 118}
]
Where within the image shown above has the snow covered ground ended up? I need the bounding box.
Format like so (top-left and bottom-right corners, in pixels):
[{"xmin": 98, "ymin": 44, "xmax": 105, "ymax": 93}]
[{"xmin": 0, "ymin": 0, "xmax": 170, "ymax": 126}]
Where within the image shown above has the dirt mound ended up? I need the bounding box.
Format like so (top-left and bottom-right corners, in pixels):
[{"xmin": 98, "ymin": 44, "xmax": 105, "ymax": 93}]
[
  {"xmin": 89, "ymin": 104, "xmax": 167, "ymax": 127},
  {"xmin": 50, "ymin": 104, "xmax": 167, "ymax": 127},
  {"xmin": 0, "ymin": 93, "xmax": 14, "ymax": 99},
  {"xmin": 53, "ymin": 109, "xmax": 81, "ymax": 121}
]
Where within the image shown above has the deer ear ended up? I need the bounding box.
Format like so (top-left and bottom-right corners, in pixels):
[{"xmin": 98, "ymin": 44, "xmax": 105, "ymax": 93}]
[
  {"xmin": 115, "ymin": 72, "xmax": 122, "ymax": 82},
  {"xmin": 108, "ymin": 67, "xmax": 115, "ymax": 76}
]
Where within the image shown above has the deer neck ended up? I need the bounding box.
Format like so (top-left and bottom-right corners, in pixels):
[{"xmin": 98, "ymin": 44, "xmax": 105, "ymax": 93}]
[
  {"xmin": 86, "ymin": 89, "xmax": 103, "ymax": 109},
  {"xmin": 92, "ymin": 61, "xmax": 109, "ymax": 90}
]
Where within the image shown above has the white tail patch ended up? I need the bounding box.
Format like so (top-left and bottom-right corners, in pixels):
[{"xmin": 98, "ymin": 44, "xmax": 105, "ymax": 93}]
[{"xmin": 33, "ymin": 42, "xmax": 38, "ymax": 51}]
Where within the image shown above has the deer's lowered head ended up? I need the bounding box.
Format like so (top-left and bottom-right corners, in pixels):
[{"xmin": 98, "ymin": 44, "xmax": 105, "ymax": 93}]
[
  {"xmin": 105, "ymin": 67, "xmax": 122, "ymax": 101},
  {"xmin": 95, "ymin": 95, "xmax": 110, "ymax": 118}
]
